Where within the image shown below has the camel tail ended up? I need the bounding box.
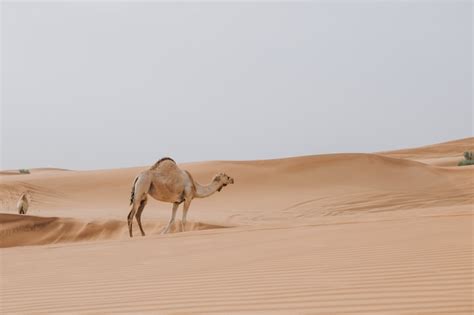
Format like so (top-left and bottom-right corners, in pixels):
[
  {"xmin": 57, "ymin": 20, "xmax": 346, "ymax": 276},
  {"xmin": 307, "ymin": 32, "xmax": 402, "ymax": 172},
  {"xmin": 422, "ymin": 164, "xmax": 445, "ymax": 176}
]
[{"xmin": 130, "ymin": 176, "xmax": 139, "ymax": 205}]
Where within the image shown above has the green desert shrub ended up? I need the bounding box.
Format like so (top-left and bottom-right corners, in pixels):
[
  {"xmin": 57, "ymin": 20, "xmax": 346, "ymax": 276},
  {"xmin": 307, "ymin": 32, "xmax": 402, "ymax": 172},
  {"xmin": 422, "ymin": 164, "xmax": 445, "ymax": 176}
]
[
  {"xmin": 458, "ymin": 159, "xmax": 474, "ymax": 166},
  {"xmin": 19, "ymin": 169, "xmax": 30, "ymax": 174},
  {"xmin": 458, "ymin": 151, "xmax": 474, "ymax": 166}
]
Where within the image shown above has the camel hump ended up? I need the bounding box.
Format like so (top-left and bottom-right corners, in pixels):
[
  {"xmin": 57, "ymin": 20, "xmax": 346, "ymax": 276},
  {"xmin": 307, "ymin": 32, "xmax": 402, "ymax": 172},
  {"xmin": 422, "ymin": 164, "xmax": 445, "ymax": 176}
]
[{"xmin": 150, "ymin": 157, "xmax": 176, "ymax": 170}]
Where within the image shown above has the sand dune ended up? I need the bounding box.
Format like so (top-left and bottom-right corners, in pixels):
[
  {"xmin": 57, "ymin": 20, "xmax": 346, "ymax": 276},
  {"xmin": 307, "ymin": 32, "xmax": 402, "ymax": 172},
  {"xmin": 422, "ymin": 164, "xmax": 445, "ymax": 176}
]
[
  {"xmin": 380, "ymin": 137, "xmax": 474, "ymax": 166},
  {"xmin": 0, "ymin": 167, "xmax": 71, "ymax": 176},
  {"xmin": 2, "ymin": 215, "xmax": 472, "ymax": 314},
  {"xmin": 1, "ymin": 152, "xmax": 471, "ymax": 222},
  {"xmin": 0, "ymin": 138, "xmax": 473, "ymax": 313},
  {"xmin": 0, "ymin": 213, "xmax": 125, "ymax": 248},
  {"xmin": 0, "ymin": 213, "xmax": 228, "ymax": 248}
]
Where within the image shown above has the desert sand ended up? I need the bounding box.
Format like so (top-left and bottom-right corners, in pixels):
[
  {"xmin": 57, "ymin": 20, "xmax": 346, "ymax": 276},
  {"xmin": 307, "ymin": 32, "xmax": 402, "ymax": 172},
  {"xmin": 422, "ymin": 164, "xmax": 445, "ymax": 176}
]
[{"xmin": 0, "ymin": 138, "xmax": 473, "ymax": 314}]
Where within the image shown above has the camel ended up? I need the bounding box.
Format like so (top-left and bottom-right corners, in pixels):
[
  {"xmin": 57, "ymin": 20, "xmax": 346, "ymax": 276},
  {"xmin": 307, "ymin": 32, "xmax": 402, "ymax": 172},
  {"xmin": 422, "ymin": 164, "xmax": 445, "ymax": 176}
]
[
  {"xmin": 17, "ymin": 192, "xmax": 29, "ymax": 215},
  {"xmin": 127, "ymin": 157, "xmax": 234, "ymax": 237}
]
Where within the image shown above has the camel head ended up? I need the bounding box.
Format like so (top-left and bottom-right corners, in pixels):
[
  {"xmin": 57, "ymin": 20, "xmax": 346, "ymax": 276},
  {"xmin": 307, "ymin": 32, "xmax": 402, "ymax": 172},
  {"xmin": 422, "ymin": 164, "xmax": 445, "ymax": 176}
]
[
  {"xmin": 21, "ymin": 191, "xmax": 30, "ymax": 201},
  {"xmin": 214, "ymin": 173, "xmax": 234, "ymax": 192}
]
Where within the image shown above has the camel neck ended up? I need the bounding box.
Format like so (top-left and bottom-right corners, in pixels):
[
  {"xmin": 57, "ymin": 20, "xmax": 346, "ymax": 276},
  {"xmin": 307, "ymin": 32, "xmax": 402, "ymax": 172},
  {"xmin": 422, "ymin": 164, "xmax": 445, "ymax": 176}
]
[{"xmin": 194, "ymin": 180, "xmax": 222, "ymax": 198}]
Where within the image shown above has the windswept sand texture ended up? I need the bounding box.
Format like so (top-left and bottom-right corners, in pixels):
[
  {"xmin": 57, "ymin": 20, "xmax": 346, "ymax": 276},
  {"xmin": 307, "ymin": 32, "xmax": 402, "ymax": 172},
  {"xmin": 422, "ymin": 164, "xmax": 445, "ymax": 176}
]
[{"xmin": 1, "ymin": 138, "xmax": 473, "ymax": 313}]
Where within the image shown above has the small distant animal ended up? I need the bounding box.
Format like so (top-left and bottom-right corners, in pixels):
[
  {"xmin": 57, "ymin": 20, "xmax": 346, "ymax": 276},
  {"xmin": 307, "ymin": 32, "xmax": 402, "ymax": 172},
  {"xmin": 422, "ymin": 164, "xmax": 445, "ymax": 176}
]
[
  {"xmin": 128, "ymin": 157, "xmax": 234, "ymax": 237},
  {"xmin": 17, "ymin": 192, "xmax": 29, "ymax": 215}
]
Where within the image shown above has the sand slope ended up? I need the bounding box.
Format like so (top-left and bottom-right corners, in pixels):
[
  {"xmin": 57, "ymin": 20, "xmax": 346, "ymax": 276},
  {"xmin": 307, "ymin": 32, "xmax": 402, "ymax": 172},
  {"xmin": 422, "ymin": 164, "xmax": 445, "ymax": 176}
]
[
  {"xmin": 380, "ymin": 137, "xmax": 474, "ymax": 166},
  {"xmin": 0, "ymin": 137, "xmax": 473, "ymax": 313},
  {"xmin": 2, "ymin": 215, "xmax": 472, "ymax": 314},
  {"xmin": 0, "ymin": 214, "xmax": 227, "ymax": 248}
]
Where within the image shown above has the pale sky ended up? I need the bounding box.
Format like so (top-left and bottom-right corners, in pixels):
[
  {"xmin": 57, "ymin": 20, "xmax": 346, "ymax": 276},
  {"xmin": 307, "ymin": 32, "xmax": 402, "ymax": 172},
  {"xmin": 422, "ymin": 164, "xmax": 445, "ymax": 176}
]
[{"xmin": 1, "ymin": 1, "xmax": 472, "ymax": 170}]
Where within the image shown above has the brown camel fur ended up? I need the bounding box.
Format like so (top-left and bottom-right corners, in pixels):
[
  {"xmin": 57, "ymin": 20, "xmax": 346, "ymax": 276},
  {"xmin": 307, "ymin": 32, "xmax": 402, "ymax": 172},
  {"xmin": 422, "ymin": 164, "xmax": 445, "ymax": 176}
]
[
  {"xmin": 127, "ymin": 157, "xmax": 234, "ymax": 237},
  {"xmin": 17, "ymin": 192, "xmax": 30, "ymax": 215}
]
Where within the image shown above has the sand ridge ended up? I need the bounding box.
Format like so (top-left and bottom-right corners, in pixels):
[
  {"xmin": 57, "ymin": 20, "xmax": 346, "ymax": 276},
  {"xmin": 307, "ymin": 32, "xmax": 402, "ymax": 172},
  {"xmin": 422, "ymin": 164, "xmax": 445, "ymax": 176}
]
[
  {"xmin": 0, "ymin": 137, "xmax": 473, "ymax": 313},
  {"xmin": 0, "ymin": 213, "xmax": 229, "ymax": 248}
]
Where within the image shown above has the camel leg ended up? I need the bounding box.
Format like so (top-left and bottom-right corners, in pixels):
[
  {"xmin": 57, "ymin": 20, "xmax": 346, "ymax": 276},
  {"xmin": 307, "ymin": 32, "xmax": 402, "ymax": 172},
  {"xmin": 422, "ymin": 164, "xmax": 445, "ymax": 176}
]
[
  {"xmin": 135, "ymin": 196, "xmax": 148, "ymax": 236},
  {"xmin": 127, "ymin": 175, "xmax": 152, "ymax": 238},
  {"xmin": 181, "ymin": 199, "xmax": 191, "ymax": 232},
  {"xmin": 127, "ymin": 202, "xmax": 139, "ymax": 238},
  {"xmin": 161, "ymin": 202, "xmax": 179, "ymax": 235}
]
